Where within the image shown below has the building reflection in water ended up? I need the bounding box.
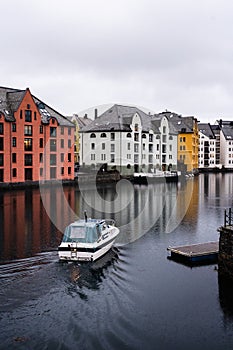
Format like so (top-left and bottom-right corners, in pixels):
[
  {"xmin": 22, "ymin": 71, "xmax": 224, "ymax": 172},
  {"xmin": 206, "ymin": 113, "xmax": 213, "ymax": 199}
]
[
  {"xmin": 218, "ymin": 269, "xmax": 233, "ymax": 325},
  {"xmin": 0, "ymin": 177, "xmax": 199, "ymax": 261}
]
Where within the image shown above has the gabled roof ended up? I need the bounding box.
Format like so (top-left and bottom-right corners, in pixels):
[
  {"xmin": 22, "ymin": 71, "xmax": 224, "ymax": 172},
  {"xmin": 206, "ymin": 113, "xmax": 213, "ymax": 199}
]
[
  {"xmin": 80, "ymin": 104, "xmax": 152, "ymax": 133},
  {"xmin": 154, "ymin": 110, "xmax": 198, "ymax": 133},
  {"xmin": 0, "ymin": 86, "xmax": 73, "ymax": 127},
  {"xmin": 198, "ymin": 123, "xmax": 216, "ymax": 139},
  {"xmin": 219, "ymin": 120, "xmax": 233, "ymax": 140}
]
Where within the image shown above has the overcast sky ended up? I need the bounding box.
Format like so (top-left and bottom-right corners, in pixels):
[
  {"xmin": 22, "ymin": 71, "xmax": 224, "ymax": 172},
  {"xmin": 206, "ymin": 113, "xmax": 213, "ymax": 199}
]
[{"xmin": 1, "ymin": 0, "xmax": 233, "ymax": 121}]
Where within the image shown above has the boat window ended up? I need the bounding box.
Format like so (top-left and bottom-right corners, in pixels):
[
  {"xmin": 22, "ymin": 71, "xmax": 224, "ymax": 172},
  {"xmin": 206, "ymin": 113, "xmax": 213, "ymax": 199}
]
[{"xmin": 62, "ymin": 225, "xmax": 98, "ymax": 243}]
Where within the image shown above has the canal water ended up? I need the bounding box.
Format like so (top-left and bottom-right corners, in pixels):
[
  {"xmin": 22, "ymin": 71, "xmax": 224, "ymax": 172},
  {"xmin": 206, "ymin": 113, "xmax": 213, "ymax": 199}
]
[{"xmin": 0, "ymin": 174, "xmax": 233, "ymax": 349}]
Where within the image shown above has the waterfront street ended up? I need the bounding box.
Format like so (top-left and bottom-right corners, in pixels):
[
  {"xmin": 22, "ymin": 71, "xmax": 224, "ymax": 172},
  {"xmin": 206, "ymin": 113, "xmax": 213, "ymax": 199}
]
[{"xmin": 1, "ymin": 173, "xmax": 233, "ymax": 349}]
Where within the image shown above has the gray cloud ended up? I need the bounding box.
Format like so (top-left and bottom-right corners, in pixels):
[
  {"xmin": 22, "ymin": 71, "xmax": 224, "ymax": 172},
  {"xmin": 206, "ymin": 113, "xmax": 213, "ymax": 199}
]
[{"xmin": 1, "ymin": 0, "xmax": 233, "ymax": 121}]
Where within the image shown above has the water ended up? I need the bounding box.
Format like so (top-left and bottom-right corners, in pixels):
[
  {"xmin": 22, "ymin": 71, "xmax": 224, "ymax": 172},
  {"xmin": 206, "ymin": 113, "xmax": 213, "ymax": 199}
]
[{"xmin": 0, "ymin": 173, "xmax": 233, "ymax": 349}]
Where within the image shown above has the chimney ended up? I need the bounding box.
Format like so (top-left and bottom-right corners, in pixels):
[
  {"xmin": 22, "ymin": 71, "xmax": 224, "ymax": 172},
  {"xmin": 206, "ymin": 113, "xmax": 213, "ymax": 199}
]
[
  {"xmin": 84, "ymin": 113, "xmax": 88, "ymax": 119},
  {"xmin": 219, "ymin": 119, "xmax": 222, "ymax": 128},
  {"xmin": 94, "ymin": 108, "xmax": 98, "ymax": 119}
]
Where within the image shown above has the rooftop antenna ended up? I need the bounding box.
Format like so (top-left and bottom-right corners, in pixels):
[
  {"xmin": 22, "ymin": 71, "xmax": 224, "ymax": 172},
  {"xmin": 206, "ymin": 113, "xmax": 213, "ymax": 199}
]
[{"xmin": 84, "ymin": 210, "xmax": 87, "ymax": 222}]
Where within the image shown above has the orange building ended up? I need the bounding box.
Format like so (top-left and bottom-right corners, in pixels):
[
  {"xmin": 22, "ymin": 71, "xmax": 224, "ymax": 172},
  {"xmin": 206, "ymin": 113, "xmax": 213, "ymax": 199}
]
[{"xmin": 0, "ymin": 86, "xmax": 75, "ymax": 183}]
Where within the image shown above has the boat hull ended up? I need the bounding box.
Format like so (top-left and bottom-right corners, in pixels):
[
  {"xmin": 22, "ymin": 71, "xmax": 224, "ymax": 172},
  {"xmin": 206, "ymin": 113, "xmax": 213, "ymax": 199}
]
[{"xmin": 58, "ymin": 228, "xmax": 119, "ymax": 262}]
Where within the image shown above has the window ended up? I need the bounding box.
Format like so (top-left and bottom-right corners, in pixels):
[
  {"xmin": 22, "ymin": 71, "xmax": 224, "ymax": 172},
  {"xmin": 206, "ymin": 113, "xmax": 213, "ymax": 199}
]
[
  {"xmin": 61, "ymin": 167, "xmax": 64, "ymax": 175},
  {"xmin": 50, "ymin": 154, "xmax": 57, "ymax": 165},
  {"xmin": 50, "ymin": 127, "xmax": 57, "ymax": 137},
  {"xmin": 34, "ymin": 111, "xmax": 37, "ymax": 120},
  {"xmin": 134, "ymin": 133, "xmax": 139, "ymax": 142},
  {"xmin": 127, "ymin": 154, "xmax": 131, "ymax": 159},
  {"xmin": 134, "ymin": 154, "xmax": 139, "ymax": 163},
  {"xmin": 162, "ymin": 144, "xmax": 166, "ymax": 153},
  {"xmin": 40, "ymin": 168, "xmax": 43, "ymax": 176},
  {"xmin": 143, "ymin": 143, "xmax": 145, "ymax": 151},
  {"xmin": 68, "ymin": 167, "xmax": 71, "ymax": 175},
  {"xmin": 68, "ymin": 153, "xmax": 71, "ymax": 162},
  {"xmin": 149, "ymin": 155, "xmax": 153, "ymax": 163},
  {"xmin": 61, "ymin": 153, "xmax": 64, "ymax": 162},
  {"xmin": 25, "ymin": 154, "xmax": 32, "ymax": 166},
  {"xmin": 111, "ymin": 144, "xmax": 115, "ymax": 152},
  {"xmin": 68, "ymin": 127, "xmax": 71, "ymax": 135},
  {"xmin": 110, "ymin": 154, "xmax": 115, "ymax": 163},
  {"xmin": 101, "ymin": 133, "xmax": 106, "ymax": 138},
  {"xmin": 142, "ymin": 134, "xmax": 146, "ymax": 139},
  {"xmin": 0, "ymin": 123, "xmax": 3, "ymax": 134},
  {"xmin": 12, "ymin": 168, "xmax": 17, "ymax": 177},
  {"xmin": 20, "ymin": 110, "xmax": 23, "ymax": 119},
  {"xmin": 24, "ymin": 138, "xmax": 33, "ymax": 151},
  {"xmin": 183, "ymin": 137, "xmax": 186, "ymax": 142},
  {"xmin": 39, "ymin": 138, "xmax": 43, "ymax": 148},
  {"xmin": 61, "ymin": 139, "xmax": 64, "ymax": 148},
  {"xmin": 12, "ymin": 123, "xmax": 16, "ymax": 132},
  {"xmin": 25, "ymin": 110, "xmax": 32, "ymax": 122},
  {"xmin": 149, "ymin": 144, "xmax": 153, "ymax": 153},
  {"xmin": 50, "ymin": 139, "xmax": 57, "ymax": 152},
  {"xmin": 149, "ymin": 134, "xmax": 153, "ymax": 142},
  {"xmin": 0, "ymin": 154, "xmax": 3, "ymax": 166},
  {"xmin": 111, "ymin": 133, "xmax": 115, "ymax": 141},
  {"xmin": 91, "ymin": 154, "xmax": 95, "ymax": 161},
  {"xmin": 40, "ymin": 125, "xmax": 43, "ymax": 134},
  {"xmin": 50, "ymin": 167, "xmax": 56, "ymax": 179},
  {"xmin": 135, "ymin": 124, "xmax": 138, "ymax": 131},
  {"xmin": 134, "ymin": 144, "xmax": 139, "ymax": 153},
  {"xmin": 127, "ymin": 133, "xmax": 131, "ymax": 138},
  {"xmin": 169, "ymin": 145, "xmax": 172, "ymax": 151},
  {"xmin": 91, "ymin": 143, "xmax": 95, "ymax": 150},
  {"xmin": 90, "ymin": 133, "xmax": 96, "ymax": 138},
  {"xmin": 101, "ymin": 154, "xmax": 106, "ymax": 161},
  {"xmin": 169, "ymin": 155, "xmax": 172, "ymax": 159},
  {"xmin": 0, "ymin": 138, "xmax": 3, "ymax": 151},
  {"xmin": 24, "ymin": 125, "xmax": 32, "ymax": 135},
  {"xmin": 102, "ymin": 143, "xmax": 105, "ymax": 150},
  {"xmin": 68, "ymin": 139, "xmax": 72, "ymax": 148},
  {"xmin": 60, "ymin": 126, "xmax": 64, "ymax": 135},
  {"xmin": 12, "ymin": 137, "xmax": 17, "ymax": 147},
  {"xmin": 157, "ymin": 144, "xmax": 159, "ymax": 151},
  {"xmin": 163, "ymin": 126, "xmax": 166, "ymax": 133},
  {"xmin": 162, "ymin": 135, "xmax": 167, "ymax": 143},
  {"xmin": 12, "ymin": 153, "xmax": 16, "ymax": 163},
  {"xmin": 127, "ymin": 143, "xmax": 130, "ymax": 150},
  {"xmin": 39, "ymin": 153, "xmax": 43, "ymax": 163}
]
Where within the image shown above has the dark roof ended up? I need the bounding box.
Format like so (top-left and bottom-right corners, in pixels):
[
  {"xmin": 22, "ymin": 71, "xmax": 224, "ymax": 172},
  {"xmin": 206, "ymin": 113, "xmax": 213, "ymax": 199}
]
[
  {"xmin": 156, "ymin": 111, "xmax": 197, "ymax": 133},
  {"xmin": 0, "ymin": 86, "xmax": 73, "ymax": 127},
  {"xmin": 81, "ymin": 104, "xmax": 152, "ymax": 133},
  {"xmin": 219, "ymin": 120, "xmax": 233, "ymax": 140},
  {"xmin": 198, "ymin": 123, "xmax": 216, "ymax": 139}
]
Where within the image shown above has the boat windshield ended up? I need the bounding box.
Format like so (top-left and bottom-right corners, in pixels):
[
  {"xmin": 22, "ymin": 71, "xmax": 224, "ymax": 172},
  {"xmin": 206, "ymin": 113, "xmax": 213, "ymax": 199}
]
[{"xmin": 62, "ymin": 224, "xmax": 98, "ymax": 243}]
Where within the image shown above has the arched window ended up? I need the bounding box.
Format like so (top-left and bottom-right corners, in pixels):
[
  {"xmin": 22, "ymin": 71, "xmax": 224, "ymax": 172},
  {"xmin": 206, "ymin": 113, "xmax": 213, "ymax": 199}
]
[
  {"xmin": 169, "ymin": 135, "xmax": 173, "ymax": 140},
  {"xmin": 142, "ymin": 134, "xmax": 146, "ymax": 139},
  {"xmin": 127, "ymin": 133, "xmax": 131, "ymax": 138},
  {"xmin": 100, "ymin": 133, "xmax": 106, "ymax": 138},
  {"xmin": 156, "ymin": 135, "xmax": 160, "ymax": 139},
  {"xmin": 90, "ymin": 133, "xmax": 96, "ymax": 138}
]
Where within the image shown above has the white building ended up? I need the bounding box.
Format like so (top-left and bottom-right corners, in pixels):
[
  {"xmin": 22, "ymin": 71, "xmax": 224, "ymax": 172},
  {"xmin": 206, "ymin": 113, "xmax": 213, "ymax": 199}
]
[
  {"xmin": 80, "ymin": 104, "xmax": 178, "ymax": 175},
  {"xmin": 198, "ymin": 123, "xmax": 220, "ymax": 168},
  {"xmin": 218, "ymin": 120, "xmax": 233, "ymax": 169}
]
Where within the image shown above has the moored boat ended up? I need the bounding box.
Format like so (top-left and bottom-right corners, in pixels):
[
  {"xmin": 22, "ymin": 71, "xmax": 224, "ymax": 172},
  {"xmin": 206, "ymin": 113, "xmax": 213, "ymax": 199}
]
[{"xmin": 58, "ymin": 213, "xmax": 120, "ymax": 262}]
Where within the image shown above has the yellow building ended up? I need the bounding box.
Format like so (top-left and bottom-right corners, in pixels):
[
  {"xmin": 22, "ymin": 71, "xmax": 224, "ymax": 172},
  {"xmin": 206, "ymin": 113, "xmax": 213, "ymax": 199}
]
[{"xmin": 159, "ymin": 112, "xmax": 199, "ymax": 173}]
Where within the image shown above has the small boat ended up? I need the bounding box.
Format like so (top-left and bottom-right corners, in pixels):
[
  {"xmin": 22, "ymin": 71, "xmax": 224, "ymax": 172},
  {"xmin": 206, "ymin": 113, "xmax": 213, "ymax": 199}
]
[{"xmin": 58, "ymin": 212, "xmax": 120, "ymax": 262}]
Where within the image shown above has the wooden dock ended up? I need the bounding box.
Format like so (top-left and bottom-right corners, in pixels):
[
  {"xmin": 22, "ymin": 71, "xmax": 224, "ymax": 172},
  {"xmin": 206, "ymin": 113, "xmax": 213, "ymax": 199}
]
[{"xmin": 167, "ymin": 241, "xmax": 219, "ymax": 264}]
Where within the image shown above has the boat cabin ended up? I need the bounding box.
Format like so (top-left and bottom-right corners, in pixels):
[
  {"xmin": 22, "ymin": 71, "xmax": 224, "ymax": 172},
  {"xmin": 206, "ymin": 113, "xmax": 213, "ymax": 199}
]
[{"xmin": 62, "ymin": 219, "xmax": 107, "ymax": 244}]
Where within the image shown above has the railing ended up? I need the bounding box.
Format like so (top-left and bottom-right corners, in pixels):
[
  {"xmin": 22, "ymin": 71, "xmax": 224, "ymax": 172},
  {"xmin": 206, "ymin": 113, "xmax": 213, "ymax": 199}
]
[{"xmin": 224, "ymin": 208, "xmax": 233, "ymax": 227}]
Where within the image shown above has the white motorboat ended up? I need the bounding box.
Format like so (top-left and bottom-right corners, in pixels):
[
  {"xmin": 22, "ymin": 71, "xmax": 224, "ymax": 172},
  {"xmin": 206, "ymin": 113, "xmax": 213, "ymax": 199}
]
[{"xmin": 58, "ymin": 213, "xmax": 120, "ymax": 262}]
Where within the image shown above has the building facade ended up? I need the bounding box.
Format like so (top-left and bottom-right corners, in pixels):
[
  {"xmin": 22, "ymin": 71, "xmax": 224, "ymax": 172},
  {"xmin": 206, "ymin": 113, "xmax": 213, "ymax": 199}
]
[
  {"xmin": 198, "ymin": 123, "xmax": 220, "ymax": 169},
  {"xmin": 0, "ymin": 86, "xmax": 75, "ymax": 183},
  {"xmin": 80, "ymin": 104, "xmax": 178, "ymax": 175},
  {"xmin": 157, "ymin": 111, "xmax": 199, "ymax": 173}
]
